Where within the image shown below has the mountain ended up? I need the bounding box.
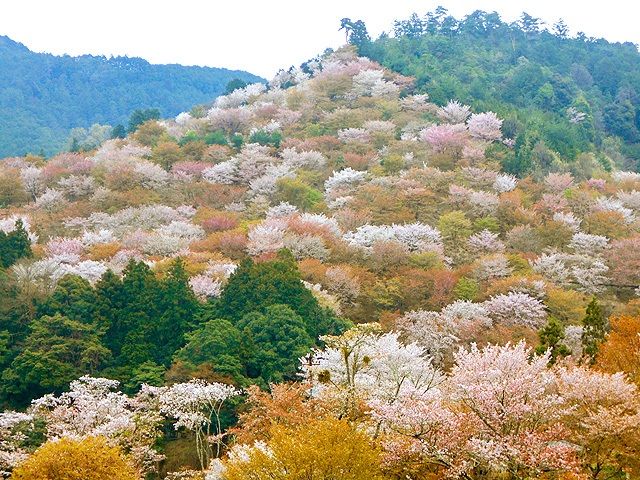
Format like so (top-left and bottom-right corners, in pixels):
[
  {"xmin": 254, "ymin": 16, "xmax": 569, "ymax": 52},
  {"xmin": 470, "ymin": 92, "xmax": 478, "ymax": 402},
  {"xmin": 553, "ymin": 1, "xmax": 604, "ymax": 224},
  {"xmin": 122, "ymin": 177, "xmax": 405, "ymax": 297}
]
[
  {"xmin": 343, "ymin": 9, "xmax": 640, "ymax": 175},
  {"xmin": 0, "ymin": 35, "xmax": 263, "ymax": 157},
  {"xmin": 1, "ymin": 23, "xmax": 640, "ymax": 480}
]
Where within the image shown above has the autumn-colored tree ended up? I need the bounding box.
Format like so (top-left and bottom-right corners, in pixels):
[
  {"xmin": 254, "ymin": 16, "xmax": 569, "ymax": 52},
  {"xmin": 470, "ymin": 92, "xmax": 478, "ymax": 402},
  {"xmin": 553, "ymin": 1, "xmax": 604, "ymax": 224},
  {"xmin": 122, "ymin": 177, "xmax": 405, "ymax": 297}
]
[
  {"xmin": 221, "ymin": 417, "xmax": 384, "ymax": 480},
  {"xmin": 11, "ymin": 436, "xmax": 140, "ymax": 480},
  {"xmin": 597, "ymin": 315, "xmax": 640, "ymax": 386},
  {"xmin": 232, "ymin": 383, "xmax": 327, "ymax": 444}
]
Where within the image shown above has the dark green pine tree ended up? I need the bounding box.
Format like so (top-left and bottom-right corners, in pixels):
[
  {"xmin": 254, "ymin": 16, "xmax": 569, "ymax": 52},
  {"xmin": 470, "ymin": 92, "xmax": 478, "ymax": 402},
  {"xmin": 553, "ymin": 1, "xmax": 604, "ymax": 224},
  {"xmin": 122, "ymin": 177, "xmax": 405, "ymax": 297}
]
[
  {"xmin": 105, "ymin": 260, "xmax": 160, "ymax": 370},
  {"xmin": 581, "ymin": 297, "xmax": 609, "ymax": 364},
  {"xmin": 94, "ymin": 270, "xmax": 125, "ymax": 342},
  {"xmin": 0, "ymin": 219, "xmax": 32, "ymax": 268},
  {"xmin": 215, "ymin": 249, "xmax": 349, "ymax": 340},
  {"xmin": 238, "ymin": 304, "xmax": 314, "ymax": 384},
  {"xmin": 36, "ymin": 274, "xmax": 99, "ymax": 325},
  {"xmin": 536, "ymin": 317, "xmax": 571, "ymax": 364},
  {"xmin": 174, "ymin": 317, "xmax": 245, "ymax": 384},
  {"xmin": 1, "ymin": 313, "xmax": 110, "ymax": 406},
  {"xmin": 153, "ymin": 258, "xmax": 200, "ymax": 366}
]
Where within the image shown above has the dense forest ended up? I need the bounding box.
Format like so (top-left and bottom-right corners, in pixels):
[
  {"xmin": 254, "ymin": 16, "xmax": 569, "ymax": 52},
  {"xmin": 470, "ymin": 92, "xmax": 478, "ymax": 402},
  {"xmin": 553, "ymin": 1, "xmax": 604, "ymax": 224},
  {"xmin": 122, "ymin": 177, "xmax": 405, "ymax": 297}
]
[
  {"xmin": 0, "ymin": 35, "xmax": 262, "ymax": 157},
  {"xmin": 0, "ymin": 10, "xmax": 639, "ymax": 480},
  {"xmin": 341, "ymin": 8, "xmax": 640, "ymax": 175}
]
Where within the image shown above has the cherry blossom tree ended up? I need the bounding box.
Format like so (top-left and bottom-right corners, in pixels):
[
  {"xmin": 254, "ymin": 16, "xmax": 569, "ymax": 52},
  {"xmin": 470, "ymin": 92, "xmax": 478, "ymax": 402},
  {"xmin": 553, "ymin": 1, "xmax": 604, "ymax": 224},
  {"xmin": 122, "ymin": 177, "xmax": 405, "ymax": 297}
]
[
  {"xmin": 493, "ymin": 173, "xmax": 518, "ymax": 193},
  {"xmin": 466, "ymin": 112, "xmax": 503, "ymax": 141},
  {"xmin": 157, "ymin": 379, "xmax": 239, "ymax": 469},
  {"xmin": 449, "ymin": 342, "xmax": 578, "ymax": 477},
  {"xmin": 420, "ymin": 123, "xmax": 468, "ymax": 153},
  {"xmin": 484, "ymin": 292, "xmax": 547, "ymax": 328},
  {"xmin": 437, "ymin": 100, "xmax": 471, "ymax": 124},
  {"xmin": 468, "ymin": 229, "xmax": 505, "ymax": 254},
  {"xmin": 302, "ymin": 324, "xmax": 443, "ymax": 415},
  {"xmin": 0, "ymin": 412, "xmax": 34, "ymax": 477},
  {"xmin": 544, "ymin": 172, "xmax": 574, "ymax": 193}
]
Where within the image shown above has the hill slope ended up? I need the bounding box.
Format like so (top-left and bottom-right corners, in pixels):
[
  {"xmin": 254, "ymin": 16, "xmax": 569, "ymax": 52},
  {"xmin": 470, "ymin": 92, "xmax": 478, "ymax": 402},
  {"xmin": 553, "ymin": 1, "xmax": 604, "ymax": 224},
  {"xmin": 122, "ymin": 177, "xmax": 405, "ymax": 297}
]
[
  {"xmin": 346, "ymin": 9, "xmax": 640, "ymax": 174},
  {"xmin": 0, "ymin": 35, "xmax": 262, "ymax": 157}
]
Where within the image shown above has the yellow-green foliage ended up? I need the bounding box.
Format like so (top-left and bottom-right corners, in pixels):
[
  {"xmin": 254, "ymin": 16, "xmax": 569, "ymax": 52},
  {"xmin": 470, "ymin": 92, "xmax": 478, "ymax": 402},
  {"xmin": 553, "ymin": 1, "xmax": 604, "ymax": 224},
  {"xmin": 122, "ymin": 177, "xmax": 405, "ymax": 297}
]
[{"xmin": 11, "ymin": 437, "xmax": 140, "ymax": 480}]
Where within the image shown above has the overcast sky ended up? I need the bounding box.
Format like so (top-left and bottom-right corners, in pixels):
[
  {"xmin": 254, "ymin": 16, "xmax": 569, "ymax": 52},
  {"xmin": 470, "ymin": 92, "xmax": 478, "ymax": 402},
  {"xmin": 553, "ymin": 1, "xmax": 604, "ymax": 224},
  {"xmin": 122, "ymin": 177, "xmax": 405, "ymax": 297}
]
[{"xmin": 1, "ymin": 1, "xmax": 639, "ymax": 78}]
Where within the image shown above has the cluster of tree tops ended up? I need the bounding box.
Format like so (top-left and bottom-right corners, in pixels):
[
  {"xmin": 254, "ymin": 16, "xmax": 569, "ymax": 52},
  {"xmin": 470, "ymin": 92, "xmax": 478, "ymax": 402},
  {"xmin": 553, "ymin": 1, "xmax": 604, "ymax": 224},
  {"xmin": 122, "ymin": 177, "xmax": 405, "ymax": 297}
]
[
  {"xmin": 0, "ymin": 244, "xmax": 349, "ymax": 408},
  {"xmin": 0, "ymin": 35, "xmax": 263, "ymax": 158},
  {"xmin": 338, "ymin": 7, "xmax": 640, "ymax": 176}
]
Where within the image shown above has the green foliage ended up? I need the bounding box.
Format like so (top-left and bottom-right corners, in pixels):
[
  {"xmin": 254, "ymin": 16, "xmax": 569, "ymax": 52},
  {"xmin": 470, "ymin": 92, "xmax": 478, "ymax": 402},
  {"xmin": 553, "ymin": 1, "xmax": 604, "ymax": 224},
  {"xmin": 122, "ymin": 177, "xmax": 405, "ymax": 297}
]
[
  {"xmin": 127, "ymin": 108, "xmax": 161, "ymax": 133},
  {"xmin": 0, "ymin": 35, "xmax": 263, "ymax": 157},
  {"xmin": 37, "ymin": 275, "xmax": 99, "ymax": 324},
  {"xmin": 276, "ymin": 177, "xmax": 324, "ymax": 211},
  {"xmin": 238, "ymin": 304, "xmax": 314, "ymax": 383},
  {"xmin": 453, "ymin": 277, "xmax": 479, "ymax": 301},
  {"xmin": 225, "ymin": 78, "xmax": 248, "ymax": 95},
  {"xmin": 203, "ymin": 130, "xmax": 228, "ymax": 146},
  {"xmin": 174, "ymin": 317, "xmax": 245, "ymax": 384},
  {"xmin": 249, "ymin": 130, "xmax": 282, "ymax": 148},
  {"xmin": 1, "ymin": 314, "xmax": 110, "ymax": 403},
  {"xmin": 110, "ymin": 124, "xmax": 127, "ymax": 139},
  {"xmin": 362, "ymin": 8, "xmax": 640, "ymax": 174},
  {"xmin": 581, "ymin": 297, "xmax": 609, "ymax": 363},
  {"xmin": 536, "ymin": 317, "xmax": 571, "ymax": 364},
  {"xmin": 0, "ymin": 220, "xmax": 32, "ymax": 268},
  {"xmin": 215, "ymin": 252, "xmax": 349, "ymax": 340}
]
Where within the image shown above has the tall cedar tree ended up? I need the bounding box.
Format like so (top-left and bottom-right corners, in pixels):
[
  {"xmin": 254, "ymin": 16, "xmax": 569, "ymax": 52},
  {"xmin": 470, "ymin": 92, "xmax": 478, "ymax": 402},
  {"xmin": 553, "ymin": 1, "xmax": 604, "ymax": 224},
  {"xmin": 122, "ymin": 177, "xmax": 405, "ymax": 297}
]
[
  {"xmin": 581, "ymin": 297, "xmax": 609, "ymax": 364},
  {"xmin": 536, "ymin": 316, "xmax": 571, "ymax": 364},
  {"xmin": 215, "ymin": 250, "xmax": 349, "ymax": 340},
  {"xmin": 0, "ymin": 219, "xmax": 32, "ymax": 268}
]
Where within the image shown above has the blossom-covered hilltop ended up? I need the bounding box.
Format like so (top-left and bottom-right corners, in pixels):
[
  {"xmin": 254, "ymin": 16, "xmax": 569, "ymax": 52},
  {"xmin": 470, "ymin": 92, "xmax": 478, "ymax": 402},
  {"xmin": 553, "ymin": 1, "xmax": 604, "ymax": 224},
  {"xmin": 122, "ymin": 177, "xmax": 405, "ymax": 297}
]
[{"xmin": 1, "ymin": 47, "xmax": 639, "ymax": 479}]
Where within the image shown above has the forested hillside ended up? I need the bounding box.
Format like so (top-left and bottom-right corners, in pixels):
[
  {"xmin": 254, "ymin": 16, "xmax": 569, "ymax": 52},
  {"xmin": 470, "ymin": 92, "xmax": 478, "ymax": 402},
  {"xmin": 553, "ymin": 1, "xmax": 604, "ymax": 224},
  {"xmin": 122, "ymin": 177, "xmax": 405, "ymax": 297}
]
[
  {"xmin": 0, "ymin": 34, "xmax": 639, "ymax": 480},
  {"xmin": 0, "ymin": 35, "xmax": 262, "ymax": 157},
  {"xmin": 344, "ymin": 8, "xmax": 640, "ymax": 175}
]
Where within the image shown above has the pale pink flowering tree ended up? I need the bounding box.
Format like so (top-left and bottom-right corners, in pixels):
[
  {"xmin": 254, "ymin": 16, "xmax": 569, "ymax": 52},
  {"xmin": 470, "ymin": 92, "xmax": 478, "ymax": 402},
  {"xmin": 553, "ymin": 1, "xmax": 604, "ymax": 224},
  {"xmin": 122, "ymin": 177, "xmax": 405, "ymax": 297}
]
[
  {"xmin": 30, "ymin": 376, "xmax": 165, "ymax": 474},
  {"xmin": 45, "ymin": 237, "xmax": 85, "ymax": 263},
  {"xmin": 0, "ymin": 411, "xmax": 34, "ymax": 477},
  {"xmin": 246, "ymin": 220, "xmax": 287, "ymax": 256},
  {"xmin": 206, "ymin": 107, "xmax": 254, "ymax": 133},
  {"xmin": 468, "ymin": 229, "xmax": 505, "ymax": 254},
  {"xmin": 57, "ymin": 174, "xmax": 96, "ymax": 199},
  {"xmin": 556, "ymin": 367, "xmax": 640, "ymax": 477},
  {"xmin": 302, "ymin": 324, "xmax": 444, "ymax": 414},
  {"xmin": 337, "ymin": 127, "xmax": 371, "ymax": 143},
  {"xmin": 20, "ymin": 166, "xmax": 44, "ymax": 200},
  {"xmin": 280, "ymin": 148, "xmax": 327, "ymax": 169},
  {"xmin": 325, "ymin": 266, "xmax": 361, "ymax": 307},
  {"xmin": 35, "ymin": 188, "xmax": 67, "ymax": 211},
  {"xmin": 484, "ymin": 292, "xmax": 546, "ymax": 328},
  {"xmin": 544, "ymin": 172, "xmax": 575, "ymax": 193},
  {"xmin": 363, "ymin": 120, "xmax": 396, "ymax": 134},
  {"xmin": 594, "ymin": 197, "xmax": 635, "ymax": 223},
  {"xmin": 395, "ymin": 310, "xmax": 459, "ymax": 364},
  {"xmin": 437, "ymin": 100, "xmax": 471, "ymax": 124},
  {"xmin": 616, "ymin": 189, "xmax": 640, "ymax": 210},
  {"xmin": 493, "ymin": 173, "xmax": 518, "ymax": 193},
  {"xmin": 189, "ymin": 275, "xmax": 222, "ymax": 300},
  {"xmin": 420, "ymin": 123, "xmax": 468, "ymax": 153},
  {"xmin": 449, "ymin": 342, "xmax": 578, "ymax": 477},
  {"xmin": 467, "ymin": 112, "xmax": 503, "ymax": 141},
  {"xmin": 473, "ymin": 254, "xmax": 513, "ymax": 281},
  {"xmin": 324, "ymin": 168, "xmax": 367, "ymax": 199},
  {"xmin": 568, "ymin": 232, "xmax": 609, "ymax": 254}
]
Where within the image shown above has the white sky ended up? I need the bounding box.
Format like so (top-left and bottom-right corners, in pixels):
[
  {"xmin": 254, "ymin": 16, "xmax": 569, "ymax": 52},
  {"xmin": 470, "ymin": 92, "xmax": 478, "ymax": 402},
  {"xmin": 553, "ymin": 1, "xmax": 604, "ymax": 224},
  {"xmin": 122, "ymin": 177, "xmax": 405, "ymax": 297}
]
[{"xmin": 1, "ymin": 1, "xmax": 639, "ymax": 78}]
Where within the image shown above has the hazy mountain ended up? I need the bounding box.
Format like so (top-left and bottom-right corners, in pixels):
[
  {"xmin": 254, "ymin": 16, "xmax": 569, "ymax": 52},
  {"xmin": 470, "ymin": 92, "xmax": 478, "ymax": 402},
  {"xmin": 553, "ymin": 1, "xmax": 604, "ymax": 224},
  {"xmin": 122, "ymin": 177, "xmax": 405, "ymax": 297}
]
[{"xmin": 0, "ymin": 35, "xmax": 263, "ymax": 157}]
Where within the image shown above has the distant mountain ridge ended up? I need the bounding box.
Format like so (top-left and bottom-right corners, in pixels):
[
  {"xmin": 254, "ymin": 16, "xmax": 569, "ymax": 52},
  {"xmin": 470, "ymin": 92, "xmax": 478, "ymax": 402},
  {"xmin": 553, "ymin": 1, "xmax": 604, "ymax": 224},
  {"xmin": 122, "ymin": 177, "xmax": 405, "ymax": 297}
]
[{"xmin": 0, "ymin": 35, "xmax": 263, "ymax": 157}]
